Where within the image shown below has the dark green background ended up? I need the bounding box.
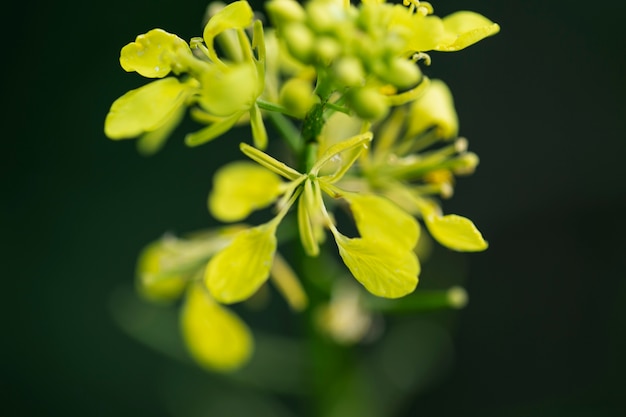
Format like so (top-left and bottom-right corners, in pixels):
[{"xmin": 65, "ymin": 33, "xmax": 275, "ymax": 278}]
[{"xmin": 4, "ymin": 0, "xmax": 626, "ymax": 416}]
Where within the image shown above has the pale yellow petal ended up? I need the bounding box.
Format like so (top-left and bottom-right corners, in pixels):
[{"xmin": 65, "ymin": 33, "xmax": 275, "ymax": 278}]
[
  {"xmin": 436, "ymin": 11, "xmax": 500, "ymax": 52},
  {"xmin": 209, "ymin": 161, "xmax": 283, "ymax": 222},
  {"xmin": 120, "ymin": 28, "xmax": 192, "ymax": 78},
  {"xmin": 335, "ymin": 234, "xmax": 419, "ymax": 298},
  {"xmin": 344, "ymin": 193, "xmax": 419, "ymax": 250},
  {"xmin": 135, "ymin": 227, "xmax": 244, "ymax": 302},
  {"xmin": 104, "ymin": 77, "xmax": 192, "ymax": 139},
  {"xmin": 205, "ymin": 224, "xmax": 277, "ymax": 303},
  {"xmin": 425, "ymin": 213, "xmax": 488, "ymax": 252},
  {"xmin": 407, "ymin": 79, "xmax": 458, "ymax": 139},
  {"xmin": 136, "ymin": 241, "xmax": 188, "ymax": 303},
  {"xmin": 399, "ymin": 14, "xmax": 454, "ymax": 52},
  {"xmin": 198, "ymin": 63, "xmax": 259, "ymax": 117},
  {"xmin": 203, "ymin": 0, "xmax": 254, "ymax": 63},
  {"xmin": 181, "ymin": 284, "xmax": 253, "ymax": 372}
]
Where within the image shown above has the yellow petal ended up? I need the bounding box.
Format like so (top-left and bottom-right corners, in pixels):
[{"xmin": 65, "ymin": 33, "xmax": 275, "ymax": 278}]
[
  {"xmin": 425, "ymin": 213, "xmax": 488, "ymax": 252},
  {"xmin": 181, "ymin": 284, "xmax": 253, "ymax": 372},
  {"xmin": 135, "ymin": 227, "xmax": 245, "ymax": 303},
  {"xmin": 399, "ymin": 14, "xmax": 455, "ymax": 52},
  {"xmin": 209, "ymin": 161, "xmax": 283, "ymax": 222},
  {"xmin": 334, "ymin": 234, "xmax": 419, "ymax": 298},
  {"xmin": 344, "ymin": 193, "xmax": 419, "ymax": 250},
  {"xmin": 205, "ymin": 224, "xmax": 277, "ymax": 303},
  {"xmin": 136, "ymin": 241, "xmax": 188, "ymax": 303},
  {"xmin": 407, "ymin": 79, "xmax": 458, "ymax": 139},
  {"xmin": 436, "ymin": 11, "xmax": 500, "ymax": 52},
  {"xmin": 136, "ymin": 103, "xmax": 186, "ymax": 155},
  {"xmin": 120, "ymin": 28, "xmax": 192, "ymax": 78},
  {"xmin": 104, "ymin": 77, "xmax": 192, "ymax": 139},
  {"xmin": 203, "ymin": 0, "xmax": 254, "ymax": 63},
  {"xmin": 198, "ymin": 63, "xmax": 259, "ymax": 117}
]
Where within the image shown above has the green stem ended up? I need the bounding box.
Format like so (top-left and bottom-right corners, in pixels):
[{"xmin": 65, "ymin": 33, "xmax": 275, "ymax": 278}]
[{"xmin": 265, "ymin": 110, "xmax": 303, "ymax": 154}]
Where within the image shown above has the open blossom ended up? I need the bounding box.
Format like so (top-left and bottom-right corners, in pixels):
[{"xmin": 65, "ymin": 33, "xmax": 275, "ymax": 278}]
[
  {"xmin": 206, "ymin": 134, "xmax": 420, "ymax": 302},
  {"xmin": 104, "ymin": 1, "xmax": 269, "ymax": 153},
  {"xmin": 106, "ymin": 0, "xmax": 498, "ymax": 372}
]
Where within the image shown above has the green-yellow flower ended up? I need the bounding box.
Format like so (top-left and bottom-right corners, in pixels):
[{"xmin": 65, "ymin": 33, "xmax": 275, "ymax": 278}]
[
  {"xmin": 205, "ymin": 132, "xmax": 421, "ymax": 301},
  {"xmin": 185, "ymin": 0, "xmax": 269, "ymax": 149}
]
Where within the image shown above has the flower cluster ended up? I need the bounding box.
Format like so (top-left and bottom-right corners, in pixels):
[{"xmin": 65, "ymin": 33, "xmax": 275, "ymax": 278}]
[{"xmin": 105, "ymin": 0, "xmax": 498, "ymax": 371}]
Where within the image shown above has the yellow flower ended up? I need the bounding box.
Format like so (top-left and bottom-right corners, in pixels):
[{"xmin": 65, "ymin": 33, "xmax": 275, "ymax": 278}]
[
  {"xmin": 319, "ymin": 79, "xmax": 488, "ymax": 253},
  {"xmin": 134, "ymin": 226, "xmax": 260, "ymax": 371},
  {"xmin": 185, "ymin": 0, "xmax": 269, "ymax": 149},
  {"xmin": 206, "ymin": 133, "xmax": 421, "ymax": 301}
]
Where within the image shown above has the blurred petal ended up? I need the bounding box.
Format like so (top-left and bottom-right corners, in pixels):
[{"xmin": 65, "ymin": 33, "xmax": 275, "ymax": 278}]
[
  {"xmin": 334, "ymin": 234, "xmax": 419, "ymax": 298},
  {"xmin": 345, "ymin": 193, "xmax": 419, "ymax": 250},
  {"xmin": 407, "ymin": 79, "xmax": 458, "ymax": 139},
  {"xmin": 135, "ymin": 228, "xmax": 244, "ymax": 302},
  {"xmin": 181, "ymin": 284, "xmax": 253, "ymax": 372},
  {"xmin": 199, "ymin": 63, "xmax": 259, "ymax": 116},
  {"xmin": 120, "ymin": 28, "xmax": 192, "ymax": 78},
  {"xmin": 403, "ymin": 14, "xmax": 454, "ymax": 52},
  {"xmin": 136, "ymin": 241, "xmax": 188, "ymax": 303},
  {"xmin": 209, "ymin": 161, "xmax": 283, "ymax": 222},
  {"xmin": 425, "ymin": 213, "xmax": 488, "ymax": 251},
  {"xmin": 105, "ymin": 77, "xmax": 192, "ymax": 139},
  {"xmin": 136, "ymin": 103, "xmax": 186, "ymax": 155},
  {"xmin": 437, "ymin": 11, "xmax": 500, "ymax": 51},
  {"xmin": 205, "ymin": 224, "xmax": 277, "ymax": 303}
]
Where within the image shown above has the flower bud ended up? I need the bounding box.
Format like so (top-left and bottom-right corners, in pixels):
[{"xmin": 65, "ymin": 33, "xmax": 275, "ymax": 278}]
[
  {"xmin": 279, "ymin": 78, "xmax": 318, "ymax": 118},
  {"xmin": 283, "ymin": 23, "xmax": 315, "ymax": 63},
  {"xmin": 265, "ymin": 0, "xmax": 306, "ymax": 27},
  {"xmin": 314, "ymin": 36, "xmax": 341, "ymax": 65},
  {"xmin": 333, "ymin": 56, "xmax": 365, "ymax": 88},
  {"xmin": 346, "ymin": 86, "xmax": 389, "ymax": 120}
]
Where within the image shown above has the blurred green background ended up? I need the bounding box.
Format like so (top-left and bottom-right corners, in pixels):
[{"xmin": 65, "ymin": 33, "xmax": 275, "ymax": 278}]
[{"xmin": 4, "ymin": 0, "xmax": 625, "ymax": 416}]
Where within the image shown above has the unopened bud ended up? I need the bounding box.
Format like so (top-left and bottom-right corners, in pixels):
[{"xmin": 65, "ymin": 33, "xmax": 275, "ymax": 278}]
[
  {"xmin": 452, "ymin": 152, "xmax": 479, "ymax": 175},
  {"xmin": 279, "ymin": 78, "xmax": 318, "ymax": 118},
  {"xmin": 284, "ymin": 23, "xmax": 315, "ymax": 63},
  {"xmin": 346, "ymin": 87, "xmax": 389, "ymax": 120},
  {"xmin": 265, "ymin": 0, "xmax": 306, "ymax": 27},
  {"xmin": 333, "ymin": 56, "xmax": 365, "ymax": 87}
]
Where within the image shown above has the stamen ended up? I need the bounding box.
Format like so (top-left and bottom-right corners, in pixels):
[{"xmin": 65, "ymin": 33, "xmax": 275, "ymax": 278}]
[
  {"xmin": 411, "ymin": 52, "xmax": 432, "ymax": 66},
  {"xmin": 240, "ymin": 142, "xmax": 303, "ymax": 181},
  {"xmin": 455, "ymin": 137, "xmax": 468, "ymax": 153}
]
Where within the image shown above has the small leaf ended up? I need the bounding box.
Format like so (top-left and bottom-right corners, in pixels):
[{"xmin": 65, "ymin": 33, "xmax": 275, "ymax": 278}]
[{"xmin": 181, "ymin": 284, "xmax": 253, "ymax": 372}]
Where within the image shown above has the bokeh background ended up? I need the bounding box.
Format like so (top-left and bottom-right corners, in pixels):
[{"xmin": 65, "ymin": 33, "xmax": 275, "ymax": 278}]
[{"xmin": 4, "ymin": 0, "xmax": 625, "ymax": 416}]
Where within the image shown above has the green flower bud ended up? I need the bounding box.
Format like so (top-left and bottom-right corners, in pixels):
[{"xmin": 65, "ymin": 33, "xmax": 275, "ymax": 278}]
[
  {"xmin": 346, "ymin": 87, "xmax": 389, "ymax": 120},
  {"xmin": 279, "ymin": 78, "xmax": 318, "ymax": 118},
  {"xmin": 387, "ymin": 58, "xmax": 422, "ymax": 89},
  {"xmin": 333, "ymin": 56, "xmax": 365, "ymax": 88},
  {"xmin": 284, "ymin": 23, "xmax": 315, "ymax": 63},
  {"xmin": 314, "ymin": 36, "xmax": 341, "ymax": 66},
  {"xmin": 265, "ymin": 0, "xmax": 306, "ymax": 27}
]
